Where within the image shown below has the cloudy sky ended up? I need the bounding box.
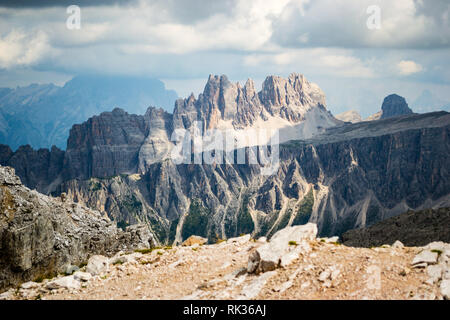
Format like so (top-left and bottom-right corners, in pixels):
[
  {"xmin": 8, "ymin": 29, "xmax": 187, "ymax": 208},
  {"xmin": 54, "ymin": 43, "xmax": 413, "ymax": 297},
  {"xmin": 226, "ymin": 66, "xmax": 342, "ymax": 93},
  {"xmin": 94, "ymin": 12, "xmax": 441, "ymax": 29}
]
[{"xmin": 1, "ymin": 0, "xmax": 450, "ymax": 117}]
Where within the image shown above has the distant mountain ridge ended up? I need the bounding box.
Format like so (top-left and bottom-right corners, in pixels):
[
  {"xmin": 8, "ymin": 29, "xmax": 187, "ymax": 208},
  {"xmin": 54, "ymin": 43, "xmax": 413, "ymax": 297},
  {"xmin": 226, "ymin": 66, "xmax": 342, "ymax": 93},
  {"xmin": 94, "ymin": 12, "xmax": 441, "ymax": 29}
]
[
  {"xmin": 0, "ymin": 73, "xmax": 449, "ymax": 246},
  {"xmin": 0, "ymin": 75, "xmax": 178, "ymax": 150}
]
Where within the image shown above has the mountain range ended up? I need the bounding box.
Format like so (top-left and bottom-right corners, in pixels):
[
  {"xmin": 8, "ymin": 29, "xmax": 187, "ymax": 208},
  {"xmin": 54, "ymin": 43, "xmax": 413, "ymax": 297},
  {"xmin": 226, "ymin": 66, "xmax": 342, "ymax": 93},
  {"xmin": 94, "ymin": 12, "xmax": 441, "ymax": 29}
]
[
  {"xmin": 0, "ymin": 73, "xmax": 449, "ymax": 247},
  {"xmin": 0, "ymin": 75, "xmax": 178, "ymax": 150}
]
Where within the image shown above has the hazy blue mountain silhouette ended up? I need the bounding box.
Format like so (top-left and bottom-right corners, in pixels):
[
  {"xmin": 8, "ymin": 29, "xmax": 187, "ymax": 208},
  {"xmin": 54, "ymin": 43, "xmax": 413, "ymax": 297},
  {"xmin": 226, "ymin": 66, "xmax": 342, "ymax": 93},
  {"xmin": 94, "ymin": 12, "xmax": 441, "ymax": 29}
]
[{"xmin": 0, "ymin": 75, "xmax": 178, "ymax": 150}]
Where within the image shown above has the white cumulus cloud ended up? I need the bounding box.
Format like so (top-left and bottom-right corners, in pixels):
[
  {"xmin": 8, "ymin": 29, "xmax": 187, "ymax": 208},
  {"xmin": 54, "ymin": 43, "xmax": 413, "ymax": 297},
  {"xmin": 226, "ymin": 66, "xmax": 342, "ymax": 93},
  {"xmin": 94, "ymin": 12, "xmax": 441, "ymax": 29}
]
[
  {"xmin": 397, "ymin": 60, "xmax": 423, "ymax": 75},
  {"xmin": 0, "ymin": 30, "xmax": 50, "ymax": 68}
]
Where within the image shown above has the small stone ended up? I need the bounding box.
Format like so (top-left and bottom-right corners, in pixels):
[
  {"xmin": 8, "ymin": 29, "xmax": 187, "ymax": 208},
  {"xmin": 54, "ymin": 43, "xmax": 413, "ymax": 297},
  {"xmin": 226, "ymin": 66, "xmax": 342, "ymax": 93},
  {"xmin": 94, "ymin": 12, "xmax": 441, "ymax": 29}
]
[
  {"xmin": 301, "ymin": 281, "xmax": 310, "ymax": 289},
  {"xmin": 73, "ymin": 271, "xmax": 92, "ymax": 282},
  {"xmin": 399, "ymin": 267, "xmax": 411, "ymax": 276},
  {"xmin": 182, "ymin": 235, "xmax": 207, "ymax": 247},
  {"xmin": 392, "ymin": 240, "xmax": 404, "ymax": 249},
  {"xmin": 318, "ymin": 270, "xmax": 331, "ymax": 282},
  {"xmin": 411, "ymin": 250, "xmax": 438, "ymax": 266}
]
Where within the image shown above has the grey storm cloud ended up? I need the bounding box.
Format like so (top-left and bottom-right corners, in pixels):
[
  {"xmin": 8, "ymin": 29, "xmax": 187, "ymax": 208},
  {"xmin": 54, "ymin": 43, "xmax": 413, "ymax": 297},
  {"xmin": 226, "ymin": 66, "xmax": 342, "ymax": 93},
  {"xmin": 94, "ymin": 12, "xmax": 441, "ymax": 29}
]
[
  {"xmin": 270, "ymin": 0, "xmax": 450, "ymax": 49},
  {"xmin": 1, "ymin": 0, "xmax": 450, "ymax": 116}
]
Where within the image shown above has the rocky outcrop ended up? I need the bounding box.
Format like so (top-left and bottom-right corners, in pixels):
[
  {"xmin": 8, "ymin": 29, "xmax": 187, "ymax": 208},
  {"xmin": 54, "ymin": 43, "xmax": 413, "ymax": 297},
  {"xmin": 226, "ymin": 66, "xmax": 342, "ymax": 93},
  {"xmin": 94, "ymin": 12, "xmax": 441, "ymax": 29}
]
[
  {"xmin": 182, "ymin": 235, "xmax": 208, "ymax": 247},
  {"xmin": 247, "ymin": 224, "xmax": 317, "ymax": 274},
  {"xmin": 380, "ymin": 94, "xmax": 414, "ymax": 119},
  {"xmin": 57, "ymin": 111, "xmax": 450, "ymax": 245},
  {"xmin": 366, "ymin": 94, "xmax": 414, "ymax": 121},
  {"xmin": 341, "ymin": 207, "xmax": 450, "ymax": 247},
  {"xmin": 64, "ymin": 108, "xmax": 148, "ymax": 180},
  {"xmin": 0, "ymin": 165, "xmax": 155, "ymax": 291},
  {"xmin": 172, "ymin": 73, "xmax": 339, "ymax": 136},
  {"xmin": 410, "ymin": 242, "xmax": 450, "ymax": 299},
  {"xmin": 335, "ymin": 110, "xmax": 362, "ymax": 123},
  {"xmin": 0, "ymin": 144, "xmax": 64, "ymax": 193}
]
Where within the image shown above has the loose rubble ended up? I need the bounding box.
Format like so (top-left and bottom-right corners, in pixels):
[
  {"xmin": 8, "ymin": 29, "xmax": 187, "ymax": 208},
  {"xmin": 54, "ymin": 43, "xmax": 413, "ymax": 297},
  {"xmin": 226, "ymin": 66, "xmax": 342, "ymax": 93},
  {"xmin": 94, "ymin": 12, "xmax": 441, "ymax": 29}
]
[{"xmin": 2, "ymin": 227, "xmax": 449, "ymax": 300}]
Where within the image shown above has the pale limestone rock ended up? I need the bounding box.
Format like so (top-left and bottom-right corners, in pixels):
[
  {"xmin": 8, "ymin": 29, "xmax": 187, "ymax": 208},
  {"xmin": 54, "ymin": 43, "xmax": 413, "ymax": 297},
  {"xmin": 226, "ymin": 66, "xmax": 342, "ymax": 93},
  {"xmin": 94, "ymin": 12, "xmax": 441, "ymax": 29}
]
[
  {"xmin": 73, "ymin": 271, "xmax": 92, "ymax": 282},
  {"xmin": 440, "ymin": 279, "xmax": 450, "ymax": 299},
  {"xmin": 238, "ymin": 271, "xmax": 277, "ymax": 299},
  {"xmin": 411, "ymin": 250, "xmax": 438, "ymax": 266},
  {"xmin": 426, "ymin": 265, "xmax": 443, "ymax": 284},
  {"xmin": 0, "ymin": 289, "xmax": 15, "ymax": 300},
  {"xmin": 45, "ymin": 276, "xmax": 80, "ymax": 290},
  {"xmin": 248, "ymin": 224, "xmax": 317, "ymax": 273},
  {"xmin": 227, "ymin": 234, "xmax": 251, "ymax": 244},
  {"xmin": 182, "ymin": 235, "xmax": 208, "ymax": 247},
  {"xmin": 20, "ymin": 281, "xmax": 40, "ymax": 290},
  {"xmin": 257, "ymin": 237, "xmax": 267, "ymax": 244},
  {"xmin": 392, "ymin": 240, "xmax": 404, "ymax": 249},
  {"xmin": 86, "ymin": 255, "xmax": 110, "ymax": 276}
]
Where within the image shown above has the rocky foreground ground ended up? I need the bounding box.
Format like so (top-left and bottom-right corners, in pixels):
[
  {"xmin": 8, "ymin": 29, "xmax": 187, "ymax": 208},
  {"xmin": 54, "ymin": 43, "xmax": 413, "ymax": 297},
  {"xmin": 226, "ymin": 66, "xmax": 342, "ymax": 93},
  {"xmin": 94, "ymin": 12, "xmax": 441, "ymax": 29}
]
[{"xmin": 1, "ymin": 225, "xmax": 449, "ymax": 300}]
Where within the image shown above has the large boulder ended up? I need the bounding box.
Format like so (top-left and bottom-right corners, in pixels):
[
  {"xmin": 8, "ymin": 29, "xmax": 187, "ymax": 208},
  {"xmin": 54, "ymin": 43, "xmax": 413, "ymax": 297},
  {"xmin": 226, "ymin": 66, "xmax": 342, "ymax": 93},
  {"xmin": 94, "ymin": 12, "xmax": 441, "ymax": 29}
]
[
  {"xmin": 0, "ymin": 165, "xmax": 155, "ymax": 292},
  {"xmin": 45, "ymin": 275, "xmax": 80, "ymax": 290},
  {"xmin": 182, "ymin": 235, "xmax": 208, "ymax": 247},
  {"xmin": 248, "ymin": 223, "xmax": 318, "ymax": 274},
  {"xmin": 86, "ymin": 255, "xmax": 109, "ymax": 276}
]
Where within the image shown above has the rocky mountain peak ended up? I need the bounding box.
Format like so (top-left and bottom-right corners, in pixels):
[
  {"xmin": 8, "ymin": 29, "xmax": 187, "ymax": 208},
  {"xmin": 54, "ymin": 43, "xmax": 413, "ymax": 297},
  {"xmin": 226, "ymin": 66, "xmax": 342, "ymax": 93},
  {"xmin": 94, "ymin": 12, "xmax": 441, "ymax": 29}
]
[
  {"xmin": 0, "ymin": 166, "xmax": 21, "ymax": 185},
  {"xmin": 173, "ymin": 73, "xmax": 335, "ymax": 132},
  {"xmin": 381, "ymin": 94, "xmax": 413, "ymax": 119},
  {"xmin": 243, "ymin": 78, "xmax": 256, "ymax": 98}
]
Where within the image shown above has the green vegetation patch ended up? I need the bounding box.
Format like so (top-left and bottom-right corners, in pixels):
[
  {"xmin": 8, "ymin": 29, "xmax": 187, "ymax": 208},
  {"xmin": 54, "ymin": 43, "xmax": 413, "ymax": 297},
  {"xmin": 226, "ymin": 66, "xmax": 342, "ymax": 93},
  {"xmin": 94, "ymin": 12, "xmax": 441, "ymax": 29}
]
[
  {"xmin": 181, "ymin": 199, "xmax": 209, "ymax": 240},
  {"xmin": 237, "ymin": 194, "xmax": 254, "ymax": 235},
  {"xmin": 292, "ymin": 189, "xmax": 314, "ymax": 226}
]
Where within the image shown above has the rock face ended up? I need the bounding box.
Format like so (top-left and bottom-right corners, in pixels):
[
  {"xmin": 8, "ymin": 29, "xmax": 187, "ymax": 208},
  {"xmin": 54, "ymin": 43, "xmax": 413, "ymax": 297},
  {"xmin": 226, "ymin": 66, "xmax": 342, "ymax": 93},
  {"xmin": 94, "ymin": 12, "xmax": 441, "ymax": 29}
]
[
  {"xmin": 172, "ymin": 73, "xmax": 336, "ymax": 132},
  {"xmin": 342, "ymin": 207, "xmax": 450, "ymax": 247},
  {"xmin": 64, "ymin": 108, "xmax": 148, "ymax": 181},
  {"xmin": 0, "ymin": 165, "xmax": 155, "ymax": 291},
  {"xmin": 380, "ymin": 94, "xmax": 414, "ymax": 119},
  {"xmin": 0, "ymin": 75, "xmax": 449, "ymax": 248},
  {"xmin": 365, "ymin": 94, "xmax": 414, "ymax": 121}
]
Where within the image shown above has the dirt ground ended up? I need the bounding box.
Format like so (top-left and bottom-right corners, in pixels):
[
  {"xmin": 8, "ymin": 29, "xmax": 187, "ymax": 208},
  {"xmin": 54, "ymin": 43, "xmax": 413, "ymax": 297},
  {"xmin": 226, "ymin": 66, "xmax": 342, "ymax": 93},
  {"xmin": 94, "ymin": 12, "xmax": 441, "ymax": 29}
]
[{"xmin": 9, "ymin": 236, "xmax": 440, "ymax": 300}]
